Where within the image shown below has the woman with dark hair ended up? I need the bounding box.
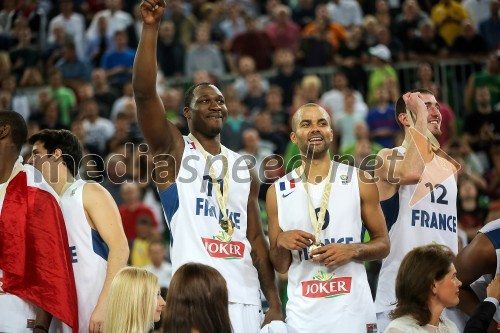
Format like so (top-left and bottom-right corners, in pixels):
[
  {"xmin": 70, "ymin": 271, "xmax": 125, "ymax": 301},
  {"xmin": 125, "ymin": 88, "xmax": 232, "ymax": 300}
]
[
  {"xmin": 163, "ymin": 263, "xmax": 232, "ymax": 333},
  {"xmin": 385, "ymin": 244, "xmax": 461, "ymax": 333}
]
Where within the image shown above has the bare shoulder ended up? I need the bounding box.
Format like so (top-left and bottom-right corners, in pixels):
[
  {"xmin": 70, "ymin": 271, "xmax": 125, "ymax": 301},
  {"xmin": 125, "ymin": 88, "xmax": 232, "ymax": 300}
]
[{"xmin": 82, "ymin": 181, "xmax": 116, "ymax": 205}]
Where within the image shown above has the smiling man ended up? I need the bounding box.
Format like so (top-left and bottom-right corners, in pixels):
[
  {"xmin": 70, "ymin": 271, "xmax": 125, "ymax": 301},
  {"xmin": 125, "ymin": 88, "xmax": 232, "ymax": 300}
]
[
  {"xmin": 374, "ymin": 90, "xmax": 460, "ymax": 331},
  {"xmin": 132, "ymin": 1, "xmax": 282, "ymax": 331},
  {"xmin": 266, "ymin": 103, "xmax": 389, "ymax": 332}
]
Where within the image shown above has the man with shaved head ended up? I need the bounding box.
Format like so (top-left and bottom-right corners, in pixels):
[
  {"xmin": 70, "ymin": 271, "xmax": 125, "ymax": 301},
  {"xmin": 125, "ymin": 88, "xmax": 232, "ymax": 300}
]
[{"xmin": 266, "ymin": 103, "xmax": 389, "ymax": 332}]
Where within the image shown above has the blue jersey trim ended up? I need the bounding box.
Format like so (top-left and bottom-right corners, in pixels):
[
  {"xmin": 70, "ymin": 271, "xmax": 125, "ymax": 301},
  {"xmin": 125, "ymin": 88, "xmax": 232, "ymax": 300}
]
[
  {"xmin": 92, "ymin": 228, "xmax": 109, "ymax": 261},
  {"xmin": 380, "ymin": 192, "xmax": 399, "ymax": 233},
  {"xmin": 484, "ymin": 228, "xmax": 500, "ymax": 250},
  {"xmin": 159, "ymin": 183, "xmax": 180, "ymax": 244}
]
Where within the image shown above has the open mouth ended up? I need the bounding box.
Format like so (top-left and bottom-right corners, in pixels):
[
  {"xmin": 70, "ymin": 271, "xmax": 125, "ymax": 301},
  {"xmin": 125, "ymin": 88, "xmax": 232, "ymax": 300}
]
[{"xmin": 308, "ymin": 137, "xmax": 324, "ymax": 144}]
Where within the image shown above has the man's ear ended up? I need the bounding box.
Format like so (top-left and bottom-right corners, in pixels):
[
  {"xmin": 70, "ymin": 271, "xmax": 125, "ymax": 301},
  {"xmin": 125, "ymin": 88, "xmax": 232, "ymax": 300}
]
[
  {"xmin": 53, "ymin": 148, "xmax": 63, "ymax": 161},
  {"xmin": 0, "ymin": 124, "xmax": 11, "ymax": 140},
  {"xmin": 183, "ymin": 107, "xmax": 191, "ymax": 120},
  {"xmin": 290, "ymin": 131, "xmax": 297, "ymax": 144}
]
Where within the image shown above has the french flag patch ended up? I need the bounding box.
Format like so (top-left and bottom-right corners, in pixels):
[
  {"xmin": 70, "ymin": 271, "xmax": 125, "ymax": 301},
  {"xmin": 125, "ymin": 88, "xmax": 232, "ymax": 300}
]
[{"xmin": 279, "ymin": 179, "xmax": 296, "ymax": 191}]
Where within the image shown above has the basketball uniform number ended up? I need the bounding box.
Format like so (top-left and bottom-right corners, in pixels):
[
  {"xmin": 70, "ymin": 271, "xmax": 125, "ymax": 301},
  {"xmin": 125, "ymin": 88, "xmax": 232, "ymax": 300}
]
[{"xmin": 425, "ymin": 182, "xmax": 448, "ymax": 204}]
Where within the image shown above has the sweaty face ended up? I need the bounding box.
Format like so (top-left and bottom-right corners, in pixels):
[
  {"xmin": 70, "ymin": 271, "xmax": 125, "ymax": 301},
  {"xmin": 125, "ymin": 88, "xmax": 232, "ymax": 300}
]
[
  {"xmin": 420, "ymin": 93, "xmax": 442, "ymax": 136},
  {"xmin": 187, "ymin": 85, "xmax": 227, "ymax": 138},
  {"xmin": 292, "ymin": 106, "xmax": 333, "ymax": 159}
]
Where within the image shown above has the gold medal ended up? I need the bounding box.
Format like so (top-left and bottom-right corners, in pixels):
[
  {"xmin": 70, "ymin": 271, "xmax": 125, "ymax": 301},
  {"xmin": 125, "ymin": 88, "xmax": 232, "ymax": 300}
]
[
  {"xmin": 219, "ymin": 218, "xmax": 235, "ymax": 236},
  {"xmin": 308, "ymin": 242, "xmax": 325, "ymax": 258}
]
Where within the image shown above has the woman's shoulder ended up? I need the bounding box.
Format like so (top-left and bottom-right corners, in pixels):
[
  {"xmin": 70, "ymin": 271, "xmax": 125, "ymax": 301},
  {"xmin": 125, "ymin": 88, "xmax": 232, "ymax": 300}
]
[{"xmin": 384, "ymin": 315, "xmax": 422, "ymax": 332}]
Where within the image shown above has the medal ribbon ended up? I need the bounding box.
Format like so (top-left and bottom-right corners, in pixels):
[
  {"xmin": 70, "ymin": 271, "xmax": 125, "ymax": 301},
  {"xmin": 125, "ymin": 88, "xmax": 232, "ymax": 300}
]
[
  {"xmin": 188, "ymin": 133, "xmax": 230, "ymax": 223},
  {"xmin": 298, "ymin": 162, "xmax": 333, "ymax": 244}
]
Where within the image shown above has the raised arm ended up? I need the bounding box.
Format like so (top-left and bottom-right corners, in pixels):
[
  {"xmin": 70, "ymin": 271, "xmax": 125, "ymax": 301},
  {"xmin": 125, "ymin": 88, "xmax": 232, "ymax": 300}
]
[
  {"xmin": 246, "ymin": 169, "xmax": 282, "ymax": 326},
  {"xmin": 84, "ymin": 183, "xmax": 130, "ymax": 333},
  {"xmin": 375, "ymin": 93, "xmax": 431, "ymax": 200},
  {"xmin": 134, "ymin": 0, "xmax": 184, "ymax": 188}
]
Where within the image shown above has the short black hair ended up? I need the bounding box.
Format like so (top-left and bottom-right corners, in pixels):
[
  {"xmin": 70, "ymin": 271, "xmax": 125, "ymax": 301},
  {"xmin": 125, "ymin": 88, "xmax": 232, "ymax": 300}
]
[
  {"xmin": 395, "ymin": 88, "xmax": 434, "ymax": 129},
  {"xmin": 0, "ymin": 110, "xmax": 27, "ymax": 152},
  {"xmin": 184, "ymin": 82, "xmax": 215, "ymax": 107},
  {"xmin": 28, "ymin": 129, "xmax": 83, "ymax": 177}
]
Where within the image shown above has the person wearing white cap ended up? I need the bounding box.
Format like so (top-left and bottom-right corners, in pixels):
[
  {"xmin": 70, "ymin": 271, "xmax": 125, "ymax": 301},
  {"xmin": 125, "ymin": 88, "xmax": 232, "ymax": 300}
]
[{"xmin": 367, "ymin": 44, "xmax": 399, "ymax": 106}]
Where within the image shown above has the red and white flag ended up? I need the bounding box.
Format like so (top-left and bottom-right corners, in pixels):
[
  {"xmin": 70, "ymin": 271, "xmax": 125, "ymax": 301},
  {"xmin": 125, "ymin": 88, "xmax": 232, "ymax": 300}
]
[{"xmin": 0, "ymin": 163, "xmax": 78, "ymax": 331}]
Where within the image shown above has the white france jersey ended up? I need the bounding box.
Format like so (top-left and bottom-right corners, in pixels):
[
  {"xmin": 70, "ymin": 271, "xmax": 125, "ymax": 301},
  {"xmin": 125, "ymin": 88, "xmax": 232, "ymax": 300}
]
[
  {"xmin": 375, "ymin": 146, "xmax": 458, "ymax": 314},
  {"xmin": 58, "ymin": 180, "xmax": 108, "ymax": 333},
  {"xmin": 159, "ymin": 136, "xmax": 260, "ymax": 306},
  {"xmin": 276, "ymin": 162, "xmax": 377, "ymax": 333}
]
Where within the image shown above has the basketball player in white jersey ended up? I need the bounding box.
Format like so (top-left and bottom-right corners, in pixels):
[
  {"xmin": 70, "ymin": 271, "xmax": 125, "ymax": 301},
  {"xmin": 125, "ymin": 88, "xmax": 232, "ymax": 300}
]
[
  {"xmin": 133, "ymin": 1, "xmax": 282, "ymax": 331},
  {"xmin": 27, "ymin": 129, "xmax": 129, "ymax": 333},
  {"xmin": 374, "ymin": 90, "xmax": 459, "ymax": 331},
  {"xmin": 267, "ymin": 103, "xmax": 390, "ymax": 332},
  {"xmin": 455, "ymin": 218, "xmax": 500, "ymax": 331}
]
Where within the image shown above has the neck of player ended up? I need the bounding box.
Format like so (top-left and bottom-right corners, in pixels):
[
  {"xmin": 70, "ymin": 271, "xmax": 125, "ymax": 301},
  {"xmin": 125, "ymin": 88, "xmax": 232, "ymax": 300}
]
[
  {"xmin": 301, "ymin": 153, "xmax": 332, "ymax": 185},
  {"xmin": 0, "ymin": 149, "xmax": 19, "ymax": 183},
  {"xmin": 192, "ymin": 131, "xmax": 221, "ymax": 156},
  {"xmin": 50, "ymin": 166, "xmax": 76, "ymax": 196}
]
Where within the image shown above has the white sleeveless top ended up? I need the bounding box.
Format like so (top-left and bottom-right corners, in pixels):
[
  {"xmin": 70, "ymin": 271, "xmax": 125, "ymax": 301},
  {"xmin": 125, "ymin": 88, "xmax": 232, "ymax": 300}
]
[
  {"xmin": 276, "ymin": 162, "xmax": 377, "ymax": 333},
  {"xmin": 159, "ymin": 136, "xmax": 260, "ymax": 306},
  {"xmin": 376, "ymin": 147, "xmax": 458, "ymax": 314},
  {"xmin": 61, "ymin": 180, "xmax": 107, "ymax": 332}
]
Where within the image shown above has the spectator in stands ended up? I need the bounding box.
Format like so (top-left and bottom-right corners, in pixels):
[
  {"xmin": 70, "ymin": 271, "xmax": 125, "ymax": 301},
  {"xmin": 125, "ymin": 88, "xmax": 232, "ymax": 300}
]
[
  {"xmin": 119, "ymin": 182, "xmax": 159, "ymax": 242},
  {"xmin": 44, "ymin": 24, "xmax": 67, "ymax": 72},
  {"xmin": 431, "ymin": 0, "xmax": 469, "ymax": 46},
  {"xmin": 413, "ymin": 62, "xmax": 437, "ymax": 92},
  {"xmin": 376, "ymin": 25, "xmax": 405, "ymax": 62},
  {"xmin": 161, "ymin": 87, "xmax": 186, "ymax": 134},
  {"xmin": 463, "ymin": 86, "xmax": 500, "ymax": 171},
  {"xmin": 91, "ymin": 68, "xmax": 119, "ymax": 119},
  {"xmin": 126, "ymin": 3, "xmax": 143, "ymax": 49},
  {"xmin": 457, "ymin": 178, "xmax": 489, "ymax": 242},
  {"xmin": 303, "ymin": 4, "xmax": 346, "ymax": 51},
  {"xmin": 367, "ymin": 44, "xmax": 399, "ymax": 106},
  {"xmin": 86, "ymin": 0, "xmax": 133, "ymax": 45},
  {"xmin": 100, "ymin": 30, "xmax": 136, "ymax": 89},
  {"xmin": 157, "ymin": 20, "xmax": 185, "ymax": 78},
  {"xmin": 374, "ymin": 0, "xmax": 392, "ymax": 29},
  {"xmin": 451, "ymin": 19, "xmax": 488, "ymax": 63},
  {"xmin": 185, "ymin": 24, "xmax": 225, "ymax": 79},
  {"xmin": 38, "ymin": 99, "xmax": 67, "ymax": 131},
  {"xmin": 243, "ymin": 73, "xmax": 268, "ymax": 113},
  {"xmin": 256, "ymin": 0, "xmax": 280, "ymax": 30},
  {"xmin": 464, "ymin": 52, "xmax": 500, "ymax": 114},
  {"xmin": 292, "ymin": 0, "xmax": 316, "ymax": 28},
  {"xmin": 478, "ymin": 0, "xmax": 500, "ymax": 52},
  {"xmin": 10, "ymin": 0, "xmax": 45, "ymax": 47},
  {"xmin": 263, "ymin": 85, "xmax": 289, "ymax": 136},
  {"xmin": 56, "ymin": 41, "xmax": 91, "ymax": 88},
  {"xmin": 408, "ymin": 19, "xmax": 449, "ymax": 63},
  {"xmin": 366, "ymin": 86, "xmax": 399, "ymax": 148},
  {"xmin": 239, "ymin": 128, "xmax": 274, "ymax": 183},
  {"xmin": 336, "ymin": 89, "xmax": 366, "ymax": 151},
  {"xmin": 230, "ymin": 14, "xmax": 274, "ymax": 71},
  {"xmin": 47, "ymin": 0, "xmax": 85, "ymax": 61},
  {"xmin": 321, "ymin": 70, "xmax": 368, "ymax": 120},
  {"xmin": 129, "ymin": 216, "xmax": 154, "ymax": 267},
  {"xmin": 484, "ymin": 142, "xmax": 500, "ymax": 201},
  {"xmin": 48, "ymin": 68, "xmax": 76, "ymax": 128},
  {"xmin": 269, "ymin": 48, "xmax": 303, "ymax": 107},
  {"xmin": 81, "ymin": 98, "xmax": 115, "ymax": 155},
  {"xmin": 106, "ymin": 111, "xmax": 132, "ymax": 154},
  {"xmin": 168, "ymin": 0, "xmax": 198, "ymax": 49},
  {"xmin": 1, "ymin": 74, "xmax": 30, "ymax": 121},
  {"xmin": 326, "ymin": 0, "xmax": 364, "ymax": 28},
  {"xmin": 87, "ymin": 15, "xmax": 113, "ymax": 69},
  {"xmin": 220, "ymin": 95, "xmax": 253, "ymax": 152},
  {"xmin": 265, "ymin": 5, "xmax": 301, "ymax": 52},
  {"xmin": 218, "ymin": 2, "xmax": 246, "ymax": 42},
  {"xmin": 254, "ymin": 110, "xmax": 287, "ymax": 155},
  {"xmin": 232, "ymin": 56, "xmax": 270, "ymax": 101},
  {"xmin": 198, "ymin": 3, "xmax": 225, "ymax": 46},
  {"xmin": 462, "ymin": 0, "xmax": 491, "ymax": 31},
  {"xmin": 144, "ymin": 241, "xmax": 173, "ymax": 290},
  {"xmin": 9, "ymin": 27, "xmax": 42, "ymax": 87},
  {"xmin": 298, "ymin": 13, "xmax": 335, "ymax": 68},
  {"xmin": 393, "ymin": 0, "xmax": 428, "ymax": 49},
  {"xmin": 339, "ymin": 121, "xmax": 383, "ymax": 170}
]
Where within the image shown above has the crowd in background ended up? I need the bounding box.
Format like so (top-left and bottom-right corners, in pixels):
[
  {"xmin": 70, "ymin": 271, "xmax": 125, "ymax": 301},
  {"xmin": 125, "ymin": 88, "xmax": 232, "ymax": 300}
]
[{"xmin": 0, "ymin": 0, "xmax": 499, "ymax": 321}]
